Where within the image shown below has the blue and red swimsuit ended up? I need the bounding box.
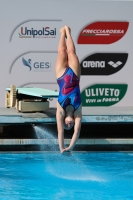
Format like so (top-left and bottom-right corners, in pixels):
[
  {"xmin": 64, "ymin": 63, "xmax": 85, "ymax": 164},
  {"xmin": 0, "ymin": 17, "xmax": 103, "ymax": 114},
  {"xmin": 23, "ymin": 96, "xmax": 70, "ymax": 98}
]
[{"xmin": 57, "ymin": 67, "xmax": 81, "ymax": 111}]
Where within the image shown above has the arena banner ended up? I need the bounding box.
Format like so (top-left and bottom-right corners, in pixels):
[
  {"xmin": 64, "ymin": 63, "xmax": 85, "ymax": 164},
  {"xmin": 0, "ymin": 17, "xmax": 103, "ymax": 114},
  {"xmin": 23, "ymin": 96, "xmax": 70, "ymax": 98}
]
[
  {"xmin": 0, "ymin": 0, "xmax": 133, "ymax": 108},
  {"xmin": 80, "ymin": 53, "xmax": 128, "ymax": 76}
]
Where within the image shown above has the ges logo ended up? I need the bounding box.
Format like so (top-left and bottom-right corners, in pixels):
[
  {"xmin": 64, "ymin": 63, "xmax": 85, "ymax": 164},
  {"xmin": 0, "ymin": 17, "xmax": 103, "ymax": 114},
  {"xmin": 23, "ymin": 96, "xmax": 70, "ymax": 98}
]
[{"xmin": 22, "ymin": 57, "xmax": 51, "ymax": 71}]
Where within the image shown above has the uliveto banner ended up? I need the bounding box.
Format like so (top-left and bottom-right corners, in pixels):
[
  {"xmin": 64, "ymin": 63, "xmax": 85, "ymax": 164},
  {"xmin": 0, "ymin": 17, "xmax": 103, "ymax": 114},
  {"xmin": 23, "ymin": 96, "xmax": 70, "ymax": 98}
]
[{"xmin": 81, "ymin": 84, "xmax": 128, "ymax": 106}]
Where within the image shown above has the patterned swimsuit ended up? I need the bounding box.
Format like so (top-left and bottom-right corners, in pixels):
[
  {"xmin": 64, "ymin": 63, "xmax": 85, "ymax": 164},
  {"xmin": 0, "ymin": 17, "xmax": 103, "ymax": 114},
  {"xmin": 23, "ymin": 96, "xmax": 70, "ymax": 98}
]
[{"xmin": 57, "ymin": 67, "xmax": 81, "ymax": 111}]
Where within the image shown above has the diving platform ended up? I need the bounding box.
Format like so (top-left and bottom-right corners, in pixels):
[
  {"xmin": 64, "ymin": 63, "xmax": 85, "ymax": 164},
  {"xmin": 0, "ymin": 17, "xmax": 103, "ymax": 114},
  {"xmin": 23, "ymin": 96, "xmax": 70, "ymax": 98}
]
[{"xmin": 0, "ymin": 107, "xmax": 133, "ymax": 151}]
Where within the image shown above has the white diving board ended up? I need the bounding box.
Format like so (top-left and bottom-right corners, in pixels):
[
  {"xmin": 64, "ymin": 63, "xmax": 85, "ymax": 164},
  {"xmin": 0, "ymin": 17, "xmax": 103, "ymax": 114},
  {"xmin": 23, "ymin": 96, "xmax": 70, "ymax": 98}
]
[
  {"xmin": 5, "ymin": 85, "xmax": 59, "ymax": 113},
  {"xmin": 6, "ymin": 87, "xmax": 59, "ymax": 98}
]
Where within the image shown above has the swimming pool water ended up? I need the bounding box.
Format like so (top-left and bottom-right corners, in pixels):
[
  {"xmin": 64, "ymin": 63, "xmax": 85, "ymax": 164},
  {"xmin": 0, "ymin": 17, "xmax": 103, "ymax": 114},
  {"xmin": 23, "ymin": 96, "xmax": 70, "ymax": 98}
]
[{"xmin": 0, "ymin": 152, "xmax": 133, "ymax": 200}]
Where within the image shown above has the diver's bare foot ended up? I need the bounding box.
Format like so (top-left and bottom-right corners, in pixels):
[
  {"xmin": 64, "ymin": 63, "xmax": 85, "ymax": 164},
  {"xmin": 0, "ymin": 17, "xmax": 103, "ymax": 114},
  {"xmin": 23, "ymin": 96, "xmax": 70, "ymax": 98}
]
[
  {"xmin": 60, "ymin": 26, "xmax": 66, "ymax": 36},
  {"xmin": 64, "ymin": 25, "xmax": 71, "ymax": 37}
]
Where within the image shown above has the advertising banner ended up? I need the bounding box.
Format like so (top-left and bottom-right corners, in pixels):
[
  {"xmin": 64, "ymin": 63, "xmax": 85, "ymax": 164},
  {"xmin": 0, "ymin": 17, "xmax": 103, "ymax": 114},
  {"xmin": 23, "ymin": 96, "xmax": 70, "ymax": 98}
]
[{"xmin": 0, "ymin": 0, "xmax": 133, "ymax": 108}]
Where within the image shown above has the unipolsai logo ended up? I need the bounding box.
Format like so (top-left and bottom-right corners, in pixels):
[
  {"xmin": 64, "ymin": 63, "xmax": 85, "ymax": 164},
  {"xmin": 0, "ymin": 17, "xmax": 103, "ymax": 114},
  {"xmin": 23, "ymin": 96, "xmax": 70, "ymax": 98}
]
[
  {"xmin": 22, "ymin": 57, "xmax": 51, "ymax": 72},
  {"xmin": 81, "ymin": 84, "xmax": 128, "ymax": 106},
  {"xmin": 19, "ymin": 26, "xmax": 56, "ymax": 38},
  {"xmin": 80, "ymin": 53, "xmax": 128, "ymax": 75},
  {"xmin": 10, "ymin": 20, "xmax": 62, "ymax": 42}
]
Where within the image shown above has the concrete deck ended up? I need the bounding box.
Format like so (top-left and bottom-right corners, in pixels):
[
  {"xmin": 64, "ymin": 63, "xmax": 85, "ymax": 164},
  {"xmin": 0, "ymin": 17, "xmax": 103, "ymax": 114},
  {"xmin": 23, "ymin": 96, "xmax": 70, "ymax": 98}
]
[
  {"xmin": 0, "ymin": 138, "xmax": 133, "ymax": 145},
  {"xmin": 1, "ymin": 106, "xmax": 133, "ymax": 124}
]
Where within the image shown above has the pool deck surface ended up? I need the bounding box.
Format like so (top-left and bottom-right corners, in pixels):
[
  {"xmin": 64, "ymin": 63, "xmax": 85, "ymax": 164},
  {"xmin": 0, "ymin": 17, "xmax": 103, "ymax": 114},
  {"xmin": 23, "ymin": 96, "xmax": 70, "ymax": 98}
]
[{"xmin": 1, "ymin": 106, "xmax": 133, "ymax": 124}]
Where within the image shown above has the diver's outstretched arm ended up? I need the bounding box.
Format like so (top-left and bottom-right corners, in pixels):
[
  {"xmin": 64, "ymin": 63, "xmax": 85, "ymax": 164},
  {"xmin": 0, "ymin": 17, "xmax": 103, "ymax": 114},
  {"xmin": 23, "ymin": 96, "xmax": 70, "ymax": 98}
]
[{"xmin": 63, "ymin": 115, "xmax": 82, "ymax": 152}]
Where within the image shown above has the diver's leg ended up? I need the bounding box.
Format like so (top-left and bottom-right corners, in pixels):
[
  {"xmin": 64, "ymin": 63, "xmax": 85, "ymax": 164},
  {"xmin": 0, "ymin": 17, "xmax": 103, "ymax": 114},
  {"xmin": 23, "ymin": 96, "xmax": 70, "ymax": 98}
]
[
  {"xmin": 55, "ymin": 26, "xmax": 68, "ymax": 79},
  {"xmin": 65, "ymin": 25, "xmax": 80, "ymax": 78}
]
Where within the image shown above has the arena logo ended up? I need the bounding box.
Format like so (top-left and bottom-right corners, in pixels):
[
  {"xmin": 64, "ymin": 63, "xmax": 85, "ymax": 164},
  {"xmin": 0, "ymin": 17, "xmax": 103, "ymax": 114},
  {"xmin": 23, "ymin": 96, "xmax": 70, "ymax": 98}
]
[
  {"xmin": 22, "ymin": 57, "xmax": 51, "ymax": 71},
  {"xmin": 80, "ymin": 53, "xmax": 128, "ymax": 75},
  {"xmin": 81, "ymin": 84, "xmax": 128, "ymax": 106},
  {"xmin": 19, "ymin": 27, "xmax": 56, "ymax": 38},
  {"xmin": 77, "ymin": 22, "xmax": 129, "ymax": 44}
]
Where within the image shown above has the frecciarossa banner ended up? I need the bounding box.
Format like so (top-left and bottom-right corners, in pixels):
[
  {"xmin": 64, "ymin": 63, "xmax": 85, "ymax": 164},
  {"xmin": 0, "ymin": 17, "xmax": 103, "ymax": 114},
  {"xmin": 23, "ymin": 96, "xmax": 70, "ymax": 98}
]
[{"xmin": 77, "ymin": 22, "xmax": 129, "ymax": 44}]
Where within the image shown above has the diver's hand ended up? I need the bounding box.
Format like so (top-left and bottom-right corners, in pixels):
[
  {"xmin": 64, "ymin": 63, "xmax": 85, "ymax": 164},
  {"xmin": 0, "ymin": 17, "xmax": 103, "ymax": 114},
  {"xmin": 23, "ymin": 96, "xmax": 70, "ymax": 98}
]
[{"xmin": 61, "ymin": 148, "xmax": 71, "ymax": 156}]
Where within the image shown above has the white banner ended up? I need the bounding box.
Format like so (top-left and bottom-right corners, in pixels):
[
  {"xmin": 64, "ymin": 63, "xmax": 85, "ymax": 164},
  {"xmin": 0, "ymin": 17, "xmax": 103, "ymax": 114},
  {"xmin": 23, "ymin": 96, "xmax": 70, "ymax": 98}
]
[{"xmin": 0, "ymin": 0, "xmax": 133, "ymax": 107}]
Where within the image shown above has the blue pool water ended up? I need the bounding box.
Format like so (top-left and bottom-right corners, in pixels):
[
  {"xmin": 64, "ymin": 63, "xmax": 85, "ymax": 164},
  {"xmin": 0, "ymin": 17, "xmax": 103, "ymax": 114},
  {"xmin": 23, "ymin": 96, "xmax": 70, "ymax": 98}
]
[{"xmin": 0, "ymin": 152, "xmax": 133, "ymax": 200}]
